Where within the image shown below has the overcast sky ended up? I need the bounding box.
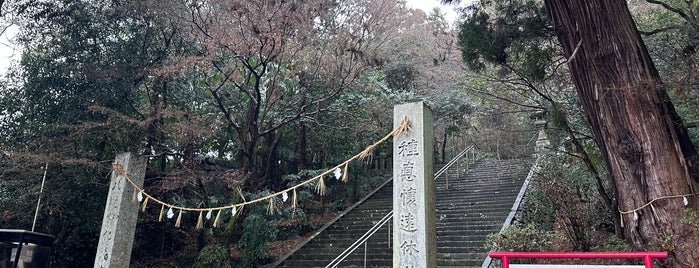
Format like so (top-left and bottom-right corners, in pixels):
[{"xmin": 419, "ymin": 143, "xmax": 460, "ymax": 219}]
[
  {"xmin": 405, "ymin": 0, "xmax": 461, "ymax": 22},
  {"xmin": 0, "ymin": 25, "xmax": 19, "ymax": 76}
]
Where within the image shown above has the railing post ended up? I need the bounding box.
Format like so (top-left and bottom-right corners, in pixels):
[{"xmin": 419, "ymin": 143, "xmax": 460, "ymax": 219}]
[
  {"xmin": 644, "ymin": 255, "xmax": 652, "ymax": 268},
  {"xmin": 364, "ymin": 241, "xmax": 367, "ymax": 268},
  {"xmin": 457, "ymin": 158, "xmax": 460, "ymax": 176},
  {"xmin": 502, "ymin": 255, "xmax": 509, "ymax": 268},
  {"xmin": 446, "ymin": 168, "xmax": 449, "ymax": 190},
  {"xmin": 388, "ymin": 220, "xmax": 391, "ymax": 248}
]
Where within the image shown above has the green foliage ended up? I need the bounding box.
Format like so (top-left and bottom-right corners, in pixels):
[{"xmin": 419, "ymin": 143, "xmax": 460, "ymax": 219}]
[
  {"xmin": 523, "ymin": 155, "xmax": 612, "ymax": 251},
  {"xmin": 630, "ymin": 1, "xmax": 699, "ymax": 147},
  {"xmin": 237, "ymin": 214, "xmax": 277, "ymax": 267},
  {"xmin": 680, "ymin": 208, "xmax": 699, "ymax": 231},
  {"xmin": 601, "ymin": 235, "xmax": 628, "ymax": 252},
  {"xmin": 458, "ymin": 0, "xmax": 554, "ymax": 81},
  {"xmin": 486, "ymin": 223, "xmax": 567, "ymax": 252},
  {"xmin": 194, "ymin": 244, "xmax": 231, "ymax": 268},
  {"xmin": 384, "ymin": 63, "xmax": 417, "ymax": 91},
  {"xmin": 0, "ymin": 162, "xmax": 112, "ymax": 267},
  {"xmin": 0, "ymin": 1, "xmax": 197, "ymax": 267}
]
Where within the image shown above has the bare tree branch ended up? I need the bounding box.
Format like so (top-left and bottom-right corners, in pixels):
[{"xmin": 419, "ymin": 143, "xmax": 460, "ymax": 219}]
[
  {"xmin": 645, "ymin": 0, "xmax": 693, "ymax": 23},
  {"xmin": 639, "ymin": 24, "xmax": 682, "ymax": 35}
]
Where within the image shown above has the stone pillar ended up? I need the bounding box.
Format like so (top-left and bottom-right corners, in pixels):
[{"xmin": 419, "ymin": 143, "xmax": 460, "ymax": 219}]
[
  {"xmin": 532, "ymin": 110, "xmax": 551, "ymax": 157},
  {"xmin": 95, "ymin": 153, "xmax": 147, "ymax": 268},
  {"xmin": 393, "ymin": 102, "xmax": 437, "ymax": 268}
]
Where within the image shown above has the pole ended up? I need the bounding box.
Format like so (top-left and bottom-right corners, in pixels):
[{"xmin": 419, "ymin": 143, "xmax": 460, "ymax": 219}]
[{"xmin": 32, "ymin": 162, "xmax": 48, "ymax": 232}]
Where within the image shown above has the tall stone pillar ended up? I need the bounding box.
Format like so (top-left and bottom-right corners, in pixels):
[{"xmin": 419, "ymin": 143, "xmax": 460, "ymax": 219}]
[
  {"xmin": 94, "ymin": 153, "xmax": 147, "ymax": 268},
  {"xmin": 393, "ymin": 102, "xmax": 437, "ymax": 268}
]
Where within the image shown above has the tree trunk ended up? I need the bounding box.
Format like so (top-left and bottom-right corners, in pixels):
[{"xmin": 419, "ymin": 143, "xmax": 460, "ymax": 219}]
[
  {"xmin": 264, "ymin": 129, "xmax": 283, "ymax": 187},
  {"xmin": 298, "ymin": 123, "xmax": 308, "ymax": 170},
  {"xmin": 545, "ymin": 0, "xmax": 699, "ymax": 265},
  {"xmin": 240, "ymin": 112, "xmax": 260, "ymax": 178},
  {"xmin": 441, "ymin": 131, "xmax": 448, "ymax": 163}
]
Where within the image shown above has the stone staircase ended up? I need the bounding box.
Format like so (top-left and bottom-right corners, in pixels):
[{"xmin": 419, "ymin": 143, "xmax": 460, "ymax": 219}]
[{"xmin": 275, "ymin": 158, "xmax": 535, "ymax": 268}]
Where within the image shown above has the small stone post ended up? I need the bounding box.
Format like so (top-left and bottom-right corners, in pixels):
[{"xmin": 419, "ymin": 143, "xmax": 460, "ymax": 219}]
[
  {"xmin": 94, "ymin": 153, "xmax": 147, "ymax": 268},
  {"xmin": 393, "ymin": 102, "xmax": 437, "ymax": 267}
]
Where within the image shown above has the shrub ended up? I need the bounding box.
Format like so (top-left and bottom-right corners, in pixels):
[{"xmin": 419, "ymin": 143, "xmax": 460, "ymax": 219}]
[
  {"xmin": 237, "ymin": 213, "xmax": 277, "ymax": 267},
  {"xmin": 194, "ymin": 244, "xmax": 231, "ymax": 268},
  {"xmin": 485, "ymin": 223, "xmax": 568, "ymax": 252},
  {"xmin": 523, "ymin": 155, "xmax": 612, "ymax": 251},
  {"xmin": 599, "ymin": 235, "xmax": 627, "ymax": 252}
]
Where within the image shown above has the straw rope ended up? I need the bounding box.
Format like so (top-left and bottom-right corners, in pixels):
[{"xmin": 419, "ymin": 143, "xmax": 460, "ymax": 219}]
[
  {"xmin": 618, "ymin": 193, "xmax": 697, "ymax": 215},
  {"xmin": 111, "ymin": 117, "xmax": 411, "ymax": 215},
  {"xmin": 618, "ymin": 193, "xmax": 697, "ymax": 228}
]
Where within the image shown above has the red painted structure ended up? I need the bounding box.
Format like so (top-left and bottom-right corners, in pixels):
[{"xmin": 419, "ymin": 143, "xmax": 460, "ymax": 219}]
[{"xmin": 488, "ymin": 252, "xmax": 668, "ymax": 268}]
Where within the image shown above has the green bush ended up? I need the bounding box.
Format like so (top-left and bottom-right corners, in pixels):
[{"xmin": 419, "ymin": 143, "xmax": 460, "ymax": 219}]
[
  {"xmin": 523, "ymin": 155, "xmax": 612, "ymax": 251},
  {"xmin": 237, "ymin": 214, "xmax": 277, "ymax": 267},
  {"xmin": 194, "ymin": 244, "xmax": 231, "ymax": 268},
  {"xmin": 485, "ymin": 224, "xmax": 568, "ymax": 252},
  {"xmin": 599, "ymin": 235, "xmax": 627, "ymax": 251}
]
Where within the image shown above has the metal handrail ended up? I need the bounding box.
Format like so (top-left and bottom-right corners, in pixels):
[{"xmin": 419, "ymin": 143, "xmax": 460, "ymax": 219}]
[
  {"xmin": 435, "ymin": 145, "xmax": 474, "ymax": 179},
  {"xmin": 325, "ymin": 211, "xmax": 393, "ymax": 268},
  {"xmin": 325, "ymin": 145, "xmax": 475, "ymax": 267}
]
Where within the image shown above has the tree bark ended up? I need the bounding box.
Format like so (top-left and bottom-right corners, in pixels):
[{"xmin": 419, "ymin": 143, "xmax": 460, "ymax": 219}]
[
  {"xmin": 545, "ymin": 0, "xmax": 699, "ymax": 265},
  {"xmin": 441, "ymin": 131, "xmax": 448, "ymax": 163},
  {"xmin": 263, "ymin": 129, "xmax": 283, "ymax": 187},
  {"xmin": 297, "ymin": 122, "xmax": 308, "ymax": 170}
]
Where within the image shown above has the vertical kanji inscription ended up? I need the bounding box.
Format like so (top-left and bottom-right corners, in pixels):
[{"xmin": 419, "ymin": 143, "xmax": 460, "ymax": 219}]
[{"xmin": 393, "ymin": 102, "xmax": 436, "ymax": 268}]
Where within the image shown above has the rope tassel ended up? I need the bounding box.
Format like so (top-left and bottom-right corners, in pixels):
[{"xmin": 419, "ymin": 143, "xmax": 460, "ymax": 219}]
[
  {"xmin": 650, "ymin": 204, "xmax": 660, "ymax": 221},
  {"xmin": 267, "ymin": 198, "xmax": 275, "ymax": 215},
  {"xmin": 237, "ymin": 187, "xmax": 246, "ymax": 202},
  {"xmin": 141, "ymin": 197, "xmax": 149, "ymax": 212},
  {"xmin": 292, "ymin": 189, "xmax": 298, "ymax": 219},
  {"xmin": 620, "ymin": 212, "xmax": 624, "ymax": 228},
  {"xmin": 342, "ymin": 163, "xmax": 349, "ymax": 183},
  {"xmin": 213, "ymin": 210, "xmax": 222, "ymax": 228},
  {"xmin": 196, "ymin": 211, "xmax": 204, "ymax": 229},
  {"xmin": 131, "ymin": 187, "xmax": 138, "ymax": 203},
  {"xmin": 316, "ymin": 177, "xmax": 326, "ymax": 196},
  {"xmin": 292, "ymin": 189, "xmax": 298, "ymax": 209},
  {"xmin": 159, "ymin": 205, "xmax": 165, "ymax": 222},
  {"xmin": 175, "ymin": 210, "xmax": 183, "ymax": 228},
  {"xmin": 393, "ymin": 116, "xmax": 411, "ymax": 140}
]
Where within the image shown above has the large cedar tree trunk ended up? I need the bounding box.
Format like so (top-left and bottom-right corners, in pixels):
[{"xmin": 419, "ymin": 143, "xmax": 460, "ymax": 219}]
[{"xmin": 545, "ymin": 0, "xmax": 699, "ymax": 266}]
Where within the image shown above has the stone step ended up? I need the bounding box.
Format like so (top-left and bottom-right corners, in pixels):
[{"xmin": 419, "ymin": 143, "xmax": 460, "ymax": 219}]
[{"xmin": 276, "ymin": 158, "xmax": 534, "ymax": 268}]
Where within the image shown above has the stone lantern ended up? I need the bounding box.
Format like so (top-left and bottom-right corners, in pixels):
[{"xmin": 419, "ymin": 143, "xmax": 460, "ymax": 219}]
[{"xmin": 531, "ymin": 110, "xmax": 550, "ymax": 157}]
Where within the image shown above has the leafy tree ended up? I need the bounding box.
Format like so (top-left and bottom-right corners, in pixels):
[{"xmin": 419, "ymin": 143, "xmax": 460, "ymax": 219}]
[
  {"xmin": 545, "ymin": 1, "xmax": 699, "ymax": 263},
  {"xmin": 630, "ymin": 1, "xmax": 699, "ymax": 145},
  {"xmin": 0, "ymin": 0, "xmax": 524, "ymax": 266},
  {"xmin": 0, "ymin": 0, "xmax": 195, "ymax": 265},
  {"xmin": 448, "ymin": 0, "xmax": 699, "ymax": 264},
  {"xmin": 149, "ymin": 0, "xmax": 412, "ymax": 189}
]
